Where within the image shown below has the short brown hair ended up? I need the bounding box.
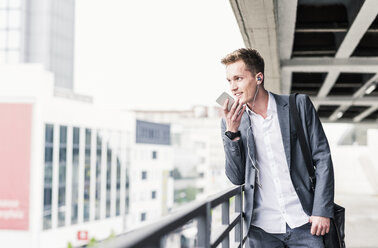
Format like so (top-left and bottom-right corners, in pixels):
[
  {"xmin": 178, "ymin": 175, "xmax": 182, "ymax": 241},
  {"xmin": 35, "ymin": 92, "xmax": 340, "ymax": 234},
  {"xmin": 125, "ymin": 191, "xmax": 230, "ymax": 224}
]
[{"xmin": 221, "ymin": 48, "xmax": 264, "ymax": 76}]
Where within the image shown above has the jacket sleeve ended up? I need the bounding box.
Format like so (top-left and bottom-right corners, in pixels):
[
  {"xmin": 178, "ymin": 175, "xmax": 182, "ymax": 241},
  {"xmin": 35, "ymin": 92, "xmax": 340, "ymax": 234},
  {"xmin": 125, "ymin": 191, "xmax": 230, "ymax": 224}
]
[
  {"xmin": 300, "ymin": 94, "xmax": 335, "ymax": 219},
  {"xmin": 221, "ymin": 118, "xmax": 246, "ymax": 185}
]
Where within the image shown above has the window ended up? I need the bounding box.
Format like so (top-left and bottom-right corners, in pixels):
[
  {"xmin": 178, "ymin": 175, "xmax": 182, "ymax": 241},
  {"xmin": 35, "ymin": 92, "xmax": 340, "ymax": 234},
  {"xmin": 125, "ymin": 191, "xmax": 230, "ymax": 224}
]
[
  {"xmin": 71, "ymin": 127, "xmax": 80, "ymax": 224},
  {"xmin": 141, "ymin": 212, "xmax": 146, "ymax": 222},
  {"xmin": 58, "ymin": 126, "xmax": 67, "ymax": 227},
  {"xmin": 0, "ymin": 5, "xmax": 22, "ymax": 63},
  {"xmin": 151, "ymin": 191, "xmax": 156, "ymax": 199},
  {"xmin": 125, "ymin": 167, "xmax": 130, "ymax": 214},
  {"xmin": 95, "ymin": 133, "xmax": 102, "ymax": 220},
  {"xmin": 152, "ymin": 151, "xmax": 157, "ymax": 159},
  {"xmin": 83, "ymin": 129, "xmax": 91, "ymax": 222},
  {"xmin": 116, "ymin": 157, "xmax": 121, "ymax": 216},
  {"xmin": 43, "ymin": 124, "xmax": 54, "ymax": 229},
  {"xmin": 8, "ymin": 10, "xmax": 20, "ymax": 28},
  {"xmin": 141, "ymin": 171, "xmax": 147, "ymax": 180},
  {"xmin": 106, "ymin": 144, "xmax": 112, "ymax": 218}
]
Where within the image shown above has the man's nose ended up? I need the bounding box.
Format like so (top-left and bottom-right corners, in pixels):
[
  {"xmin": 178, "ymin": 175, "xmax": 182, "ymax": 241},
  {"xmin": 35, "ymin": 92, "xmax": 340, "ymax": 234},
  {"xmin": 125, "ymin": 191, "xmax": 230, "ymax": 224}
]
[{"xmin": 230, "ymin": 81, "xmax": 238, "ymax": 91}]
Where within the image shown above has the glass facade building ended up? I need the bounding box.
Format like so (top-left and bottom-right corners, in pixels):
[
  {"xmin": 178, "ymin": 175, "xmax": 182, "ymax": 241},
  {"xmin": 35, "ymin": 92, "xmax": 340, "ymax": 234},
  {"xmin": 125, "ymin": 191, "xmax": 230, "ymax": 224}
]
[
  {"xmin": 42, "ymin": 124, "xmax": 129, "ymax": 229},
  {"xmin": 0, "ymin": 0, "xmax": 22, "ymax": 63},
  {"xmin": 0, "ymin": 0, "xmax": 75, "ymax": 88}
]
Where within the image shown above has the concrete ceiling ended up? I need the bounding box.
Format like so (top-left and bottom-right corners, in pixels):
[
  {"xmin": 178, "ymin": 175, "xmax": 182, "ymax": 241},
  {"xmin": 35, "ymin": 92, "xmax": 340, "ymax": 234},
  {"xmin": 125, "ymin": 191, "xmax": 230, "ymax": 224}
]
[{"xmin": 229, "ymin": 0, "xmax": 378, "ymax": 123}]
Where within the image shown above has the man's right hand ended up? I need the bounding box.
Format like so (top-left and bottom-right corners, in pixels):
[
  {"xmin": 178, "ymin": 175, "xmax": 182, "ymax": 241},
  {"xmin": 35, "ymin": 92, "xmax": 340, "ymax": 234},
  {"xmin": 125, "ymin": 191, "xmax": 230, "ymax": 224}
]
[{"xmin": 223, "ymin": 98, "xmax": 246, "ymax": 136}]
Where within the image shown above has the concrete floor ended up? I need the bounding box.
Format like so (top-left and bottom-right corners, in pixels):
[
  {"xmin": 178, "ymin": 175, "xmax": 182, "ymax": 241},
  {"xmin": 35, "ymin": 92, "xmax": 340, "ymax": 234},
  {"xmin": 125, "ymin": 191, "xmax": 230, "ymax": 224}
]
[{"xmin": 335, "ymin": 194, "xmax": 378, "ymax": 248}]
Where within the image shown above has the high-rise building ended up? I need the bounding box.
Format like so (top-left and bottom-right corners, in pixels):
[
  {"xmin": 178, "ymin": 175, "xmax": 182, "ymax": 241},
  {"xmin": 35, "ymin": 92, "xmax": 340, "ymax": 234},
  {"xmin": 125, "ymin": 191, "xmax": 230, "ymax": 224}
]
[{"xmin": 0, "ymin": 0, "xmax": 75, "ymax": 89}]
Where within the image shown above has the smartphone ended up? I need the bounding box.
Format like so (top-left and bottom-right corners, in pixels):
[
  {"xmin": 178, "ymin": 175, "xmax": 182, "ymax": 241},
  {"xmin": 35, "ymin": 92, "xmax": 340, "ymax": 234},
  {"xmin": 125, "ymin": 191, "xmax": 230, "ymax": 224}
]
[{"xmin": 216, "ymin": 92, "xmax": 235, "ymax": 111}]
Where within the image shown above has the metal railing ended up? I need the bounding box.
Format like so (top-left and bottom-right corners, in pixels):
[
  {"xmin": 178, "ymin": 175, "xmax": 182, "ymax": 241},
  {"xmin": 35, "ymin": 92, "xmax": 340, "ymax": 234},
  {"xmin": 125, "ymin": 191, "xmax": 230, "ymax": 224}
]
[{"xmin": 99, "ymin": 185, "xmax": 247, "ymax": 248}]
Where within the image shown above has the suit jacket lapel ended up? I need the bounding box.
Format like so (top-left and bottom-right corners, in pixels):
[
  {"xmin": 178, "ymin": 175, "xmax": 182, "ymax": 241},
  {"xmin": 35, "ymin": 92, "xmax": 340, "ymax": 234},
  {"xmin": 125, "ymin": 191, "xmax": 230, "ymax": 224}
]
[{"xmin": 272, "ymin": 93, "xmax": 291, "ymax": 168}]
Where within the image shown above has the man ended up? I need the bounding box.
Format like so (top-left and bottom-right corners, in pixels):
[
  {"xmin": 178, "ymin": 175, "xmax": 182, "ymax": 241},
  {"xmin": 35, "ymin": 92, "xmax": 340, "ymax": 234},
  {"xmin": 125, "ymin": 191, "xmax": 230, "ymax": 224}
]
[{"xmin": 220, "ymin": 48, "xmax": 334, "ymax": 248}]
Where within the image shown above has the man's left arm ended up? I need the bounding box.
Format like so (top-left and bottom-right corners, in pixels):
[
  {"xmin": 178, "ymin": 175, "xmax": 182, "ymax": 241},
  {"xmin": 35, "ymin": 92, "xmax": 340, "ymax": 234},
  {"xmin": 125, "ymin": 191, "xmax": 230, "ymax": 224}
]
[{"xmin": 302, "ymin": 95, "xmax": 335, "ymax": 235}]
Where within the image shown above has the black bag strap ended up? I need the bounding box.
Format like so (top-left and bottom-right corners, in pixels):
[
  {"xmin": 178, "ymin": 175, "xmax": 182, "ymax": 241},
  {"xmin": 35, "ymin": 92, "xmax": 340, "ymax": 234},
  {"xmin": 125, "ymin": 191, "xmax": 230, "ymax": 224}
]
[{"xmin": 289, "ymin": 93, "xmax": 316, "ymax": 191}]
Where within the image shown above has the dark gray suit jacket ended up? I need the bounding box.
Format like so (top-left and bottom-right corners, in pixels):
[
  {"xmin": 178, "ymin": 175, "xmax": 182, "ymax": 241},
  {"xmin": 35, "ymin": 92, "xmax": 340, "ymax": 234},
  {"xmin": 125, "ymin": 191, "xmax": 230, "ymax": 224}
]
[{"xmin": 221, "ymin": 93, "xmax": 334, "ymax": 231}]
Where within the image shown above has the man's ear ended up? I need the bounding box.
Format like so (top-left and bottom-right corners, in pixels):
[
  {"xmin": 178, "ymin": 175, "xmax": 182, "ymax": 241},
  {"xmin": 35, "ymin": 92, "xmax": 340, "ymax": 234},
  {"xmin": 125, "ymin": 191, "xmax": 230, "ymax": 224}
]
[{"xmin": 256, "ymin": 73, "xmax": 263, "ymax": 84}]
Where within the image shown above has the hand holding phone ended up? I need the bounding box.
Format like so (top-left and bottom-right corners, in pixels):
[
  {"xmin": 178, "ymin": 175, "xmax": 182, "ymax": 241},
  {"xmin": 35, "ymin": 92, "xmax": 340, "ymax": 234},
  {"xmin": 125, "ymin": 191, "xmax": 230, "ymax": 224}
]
[
  {"xmin": 216, "ymin": 92, "xmax": 235, "ymax": 111},
  {"xmin": 216, "ymin": 91, "xmax": 246, "ymax": 132}
]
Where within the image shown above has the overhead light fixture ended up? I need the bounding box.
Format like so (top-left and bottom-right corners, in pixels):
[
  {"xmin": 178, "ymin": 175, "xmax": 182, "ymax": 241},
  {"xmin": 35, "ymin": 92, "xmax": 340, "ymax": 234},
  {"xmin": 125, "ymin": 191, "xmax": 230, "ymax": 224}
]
[
  {"xmin": 336, "ymin": 111, "xmax": 344, "ymax": 119},
  {"xmin": 365, "ymin": 83, "xmax": 377, "ymax": 95}
]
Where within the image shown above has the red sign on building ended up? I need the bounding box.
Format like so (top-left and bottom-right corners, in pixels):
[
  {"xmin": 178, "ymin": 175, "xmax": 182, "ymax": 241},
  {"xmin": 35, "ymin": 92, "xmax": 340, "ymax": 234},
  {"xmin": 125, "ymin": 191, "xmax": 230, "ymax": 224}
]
[
  {"xmin": 77, "ymin": 230, "xmax": 89, "ymax": 241},
  {"xmin": 0, "ymin": 104, "xmax": 32, "ymax": 230}
]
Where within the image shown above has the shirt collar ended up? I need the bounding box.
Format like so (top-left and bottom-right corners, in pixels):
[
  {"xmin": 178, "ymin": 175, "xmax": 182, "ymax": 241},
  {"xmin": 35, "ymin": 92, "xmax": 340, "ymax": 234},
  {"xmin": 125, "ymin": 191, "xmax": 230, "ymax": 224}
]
[{"xmin": 246, "ymin": 91, "xmax": 277, "ymax": 116}]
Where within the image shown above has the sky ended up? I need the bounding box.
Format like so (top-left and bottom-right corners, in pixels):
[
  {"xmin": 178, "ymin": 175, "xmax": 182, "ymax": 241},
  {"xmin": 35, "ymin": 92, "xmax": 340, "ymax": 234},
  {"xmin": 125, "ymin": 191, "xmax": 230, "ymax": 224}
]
[{"xmin": 74, "ymin": 0, "xmax": 245, "ymax": 111}]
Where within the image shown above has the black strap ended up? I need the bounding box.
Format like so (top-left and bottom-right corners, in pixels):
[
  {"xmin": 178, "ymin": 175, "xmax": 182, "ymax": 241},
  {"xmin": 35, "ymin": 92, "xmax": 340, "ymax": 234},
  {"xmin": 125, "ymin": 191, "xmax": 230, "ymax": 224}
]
[{"xmin": 289, "ymin": 93, "xmax": 316, "ymax": 191}]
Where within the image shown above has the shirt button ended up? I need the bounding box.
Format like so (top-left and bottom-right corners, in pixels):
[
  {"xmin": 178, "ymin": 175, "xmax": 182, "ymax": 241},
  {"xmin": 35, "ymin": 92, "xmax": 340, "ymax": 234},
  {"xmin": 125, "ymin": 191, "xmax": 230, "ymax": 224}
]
[{"xmin": 250, "ymin": 184, "xmax": 254, "ymax": 189}]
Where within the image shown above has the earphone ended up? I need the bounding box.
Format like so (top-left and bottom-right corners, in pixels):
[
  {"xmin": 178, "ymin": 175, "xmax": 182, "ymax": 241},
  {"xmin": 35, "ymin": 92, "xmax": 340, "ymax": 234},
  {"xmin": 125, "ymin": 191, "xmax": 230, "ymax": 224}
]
[
  {"xmin": 246, "ymin": 113, "xmax": 262, "ymax": 188},
  {"xmin": 246, "ymin": 75, "xmax": 263, "ymax": 188},
  {"xmin": 251, "ymin": 84, "xmax": 260, "ymax": 111}
]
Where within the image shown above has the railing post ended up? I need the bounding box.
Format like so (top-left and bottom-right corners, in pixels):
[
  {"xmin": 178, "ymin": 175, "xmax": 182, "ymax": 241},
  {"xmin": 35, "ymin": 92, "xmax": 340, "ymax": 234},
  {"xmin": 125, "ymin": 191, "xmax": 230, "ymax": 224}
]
[
  {"xmin": 235, "ymin": 186, "xmax": 243, "ymax": 247},
  {"xmin": 159, "ymin": 235, "xmax": 166, "ymax": 248},
  {"xmin": 221, "ymin": 200, "xmax": 230, "ymax": 248},
  {"xmin": 197, "ymin": 202, "xmax": 211, "ymax": 248}
]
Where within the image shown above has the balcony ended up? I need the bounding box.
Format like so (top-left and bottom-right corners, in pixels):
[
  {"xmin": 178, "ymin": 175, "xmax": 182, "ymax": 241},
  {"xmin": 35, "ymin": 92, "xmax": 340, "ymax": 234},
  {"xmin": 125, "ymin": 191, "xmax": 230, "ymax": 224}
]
[{"xmin": 97, "ymin": 185, "xmax": 246, "ymax": 248}]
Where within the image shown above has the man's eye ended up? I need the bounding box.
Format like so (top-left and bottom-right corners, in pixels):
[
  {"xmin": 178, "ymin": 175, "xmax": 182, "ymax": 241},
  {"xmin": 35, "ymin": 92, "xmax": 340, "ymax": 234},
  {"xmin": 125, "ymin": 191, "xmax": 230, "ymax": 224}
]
[{"xmin": 237, "ymin": 77, "xmax": 242, "ymax": 81}]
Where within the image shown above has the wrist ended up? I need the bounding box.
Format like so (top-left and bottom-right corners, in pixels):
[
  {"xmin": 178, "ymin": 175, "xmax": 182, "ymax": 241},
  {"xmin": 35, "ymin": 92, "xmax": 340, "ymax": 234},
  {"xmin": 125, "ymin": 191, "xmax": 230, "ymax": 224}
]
[{"xmin": 225, "ymin": 130, "xmax": 241, "ymax": 140}]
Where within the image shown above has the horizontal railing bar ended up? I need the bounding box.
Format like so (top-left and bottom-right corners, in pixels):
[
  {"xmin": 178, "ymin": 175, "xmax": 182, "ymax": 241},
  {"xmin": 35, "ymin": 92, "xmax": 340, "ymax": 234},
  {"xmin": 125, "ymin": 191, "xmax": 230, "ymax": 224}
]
[
  {"xmin": 98, "ymin": 185, "xmax": 244, "ymax": 248},
  {"xmin": 211, "ymin": 213, "xmax": 241, "ymax": 248},
  {"xmin": 102, "ymin": 200, "xmax": 208, "ymax": 248},
  {"xmin": 209, "ymin": 185, "xmax": 244, "ymax": 208}
]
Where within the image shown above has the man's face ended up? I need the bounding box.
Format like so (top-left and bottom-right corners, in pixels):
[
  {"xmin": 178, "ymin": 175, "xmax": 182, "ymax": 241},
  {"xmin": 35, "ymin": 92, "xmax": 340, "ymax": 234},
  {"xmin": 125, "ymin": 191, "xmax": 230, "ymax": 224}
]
[{"xmin": 226, "ymin": 60, "xmax": 259, "ymax": 105}]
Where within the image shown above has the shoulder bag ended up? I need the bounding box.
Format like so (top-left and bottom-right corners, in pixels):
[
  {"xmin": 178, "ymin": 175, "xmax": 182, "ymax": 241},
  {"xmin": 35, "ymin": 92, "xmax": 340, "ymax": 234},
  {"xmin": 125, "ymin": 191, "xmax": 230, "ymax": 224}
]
[{"xmin": 289, "ymin": 93, "xmax": 346, "ymax": 248}]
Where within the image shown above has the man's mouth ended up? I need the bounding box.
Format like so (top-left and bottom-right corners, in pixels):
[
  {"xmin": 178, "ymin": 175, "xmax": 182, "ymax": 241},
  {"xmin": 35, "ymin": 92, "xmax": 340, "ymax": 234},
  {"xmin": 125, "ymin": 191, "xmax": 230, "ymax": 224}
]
[{"xmin": 234, "ymin": 92, "xmax": 243, "ymax": 98}]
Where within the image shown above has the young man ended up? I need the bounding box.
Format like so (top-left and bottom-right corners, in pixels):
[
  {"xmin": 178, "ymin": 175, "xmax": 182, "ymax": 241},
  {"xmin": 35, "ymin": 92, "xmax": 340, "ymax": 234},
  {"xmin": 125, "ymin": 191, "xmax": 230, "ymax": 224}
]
[{"xmin": 220, "ymin": 48, "xmax": 334, "ymax": 248}]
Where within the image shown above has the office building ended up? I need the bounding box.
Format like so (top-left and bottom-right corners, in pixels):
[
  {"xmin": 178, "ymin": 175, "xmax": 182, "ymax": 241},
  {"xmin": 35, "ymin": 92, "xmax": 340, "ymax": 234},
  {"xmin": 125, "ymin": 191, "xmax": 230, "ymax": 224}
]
[
  {"xmin": 0, "ymin": 0, "xmax": 75, "ymax": 89},
  {"xmin": 0, "ymin": 64, "xmax": 173, "ymax": 248}
]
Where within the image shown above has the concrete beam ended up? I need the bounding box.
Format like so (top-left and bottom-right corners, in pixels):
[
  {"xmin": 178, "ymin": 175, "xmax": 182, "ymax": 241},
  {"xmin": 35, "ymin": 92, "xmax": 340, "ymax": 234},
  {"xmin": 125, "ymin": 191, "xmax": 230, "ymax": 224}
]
[
  {"xmin": 354, "ymin": 106, "xmax": 378, "ymax": 123},
  {"xmin": 326, "ymin": 74, "xmax": 378, "ymax": 121},
  {"xmin": 336, "ymin": 0, "xmax": 378, "ymax": 58},
  {"xmin": 276, "ymin": 0, "xmax": 297, "ymax": 95},
  {"xmin": 276, "ymin": 0, "xmax": 297, "ymax": 60},
  {"xmin": 229, "ymin": 0, "xmax": 281, "ymax": 93},
  {"xmin": 281, "ymin": 58, "xmax": 378, "ymax": 73},
  {"xmin": 320, "ymin": 119, "xmax": 378, "ymax": 126},
  {"xmin": 329, "ymin": 105, "xmax": 351, "ymax": 122},
  {"xmin": 352, "ymin": 74, "xmax": 378, "ymax": 98},
  {"xmin": 311, "ymin": 97, "xmax": 378, "ymax": 106},
  {"xmin": 280, "ymin": 69, "xmax": 292, "ymax": 95},
  {"xmin": 296, "ymin": 28, "xmax": 378, "ymax": 33},
  {"xmin": 317, "ymin": 71, "xmax": 340, "ymax": 98}
]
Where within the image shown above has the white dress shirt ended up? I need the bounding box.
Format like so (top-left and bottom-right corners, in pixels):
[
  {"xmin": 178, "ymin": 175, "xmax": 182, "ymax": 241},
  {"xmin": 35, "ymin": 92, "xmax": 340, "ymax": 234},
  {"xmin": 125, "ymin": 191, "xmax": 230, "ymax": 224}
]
[{"xmin": 247, "ymin": 92, "xmax": 309, "ymax": 233}]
